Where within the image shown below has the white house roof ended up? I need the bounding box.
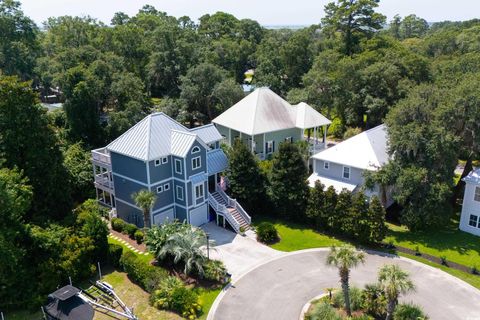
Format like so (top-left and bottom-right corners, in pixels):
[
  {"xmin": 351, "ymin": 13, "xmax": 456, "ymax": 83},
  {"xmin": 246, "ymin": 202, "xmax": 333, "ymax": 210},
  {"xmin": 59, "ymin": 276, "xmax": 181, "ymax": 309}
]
[
  {"xmin": 107, "ymin": 112, "xmax": 212, "ymax": 161},
  {"xmin": 190, "ymin": 124, "xmax": 223, "ymax": 144},
  {"xmin": 464, "ymin": 168, "xmax": 480, "ymax": 184},
  {"xmin": 307, "ymin": 173, "xmax": 357, "ymax": 192},
  {"xmin": 295, "ymin": 102, "xmax": 331, "ymax": 128},
  {"xmin": 312, "ymin": 124, "xmax": 389, "ymax": 171},
  {"xmin": 212, "ymin": 87, "xmax": 330, "ymax": 135}
]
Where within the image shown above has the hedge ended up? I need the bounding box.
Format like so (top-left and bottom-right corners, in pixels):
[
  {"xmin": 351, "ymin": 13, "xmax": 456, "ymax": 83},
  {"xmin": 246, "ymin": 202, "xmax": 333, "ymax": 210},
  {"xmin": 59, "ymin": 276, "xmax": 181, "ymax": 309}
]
[
  {"xmin": 111, "ymin": 217, "xmax": 126, "ymax": 232},
  {"xmin": 119, "ymin": 251, "xmax": 168, "ymax": 293},
  {"xmin": 108, "ymin": 243, "xmax": 123, "ymax": 267}
]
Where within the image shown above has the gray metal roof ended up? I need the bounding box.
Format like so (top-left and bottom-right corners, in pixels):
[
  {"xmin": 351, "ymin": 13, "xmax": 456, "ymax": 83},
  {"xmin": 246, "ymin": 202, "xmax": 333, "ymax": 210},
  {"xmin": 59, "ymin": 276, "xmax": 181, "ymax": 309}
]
[
  {"xmin": 106, "ymin": 113, "xmax": 215, "ymax": 161},
  {"xmin": 464, "ymin": 168, "xmax": 480, "ymax": 184},
  {"xmin": 207, "ymin": 149, "xmax": 228, "ymax": 175},
  {"xmin": 191, "ymin": 124, "xmax": 223, "ymax": 144}
]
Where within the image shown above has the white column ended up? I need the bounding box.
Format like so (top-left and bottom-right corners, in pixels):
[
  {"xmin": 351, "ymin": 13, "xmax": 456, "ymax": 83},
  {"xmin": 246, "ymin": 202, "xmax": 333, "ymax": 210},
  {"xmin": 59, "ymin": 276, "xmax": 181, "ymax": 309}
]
[
  {"xmin": 251, "ymin": 135, "xmax": 255, "ymax": 153},
  {"xmin": 323, "ymin": 125, "xmax": 327, "ymax": 149},
  {"xmin": 263, "ymin": 133, "xmax": 266, "ymax": 157},
  {"xmin": 229, "ymin": 128, "xmax": 232, "ymax": 145},
  {"xmin": 314, "ymin": 127, "xmax": 317, "ymax": 145}
]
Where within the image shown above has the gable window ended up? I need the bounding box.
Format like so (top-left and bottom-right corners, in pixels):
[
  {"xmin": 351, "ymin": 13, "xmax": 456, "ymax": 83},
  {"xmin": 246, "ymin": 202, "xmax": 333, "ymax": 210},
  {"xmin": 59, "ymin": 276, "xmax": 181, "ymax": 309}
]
[
  {"xmin": 192, "ymin": 146, "xmax": 201, "ymax": 154},
  {"xmin": 469, "ymin": 214, "xmax": 478, "ymax": 228},
  {"xmin": 285, "ymin": 137, "xmax": 292, "ymax": 143},
  {"xmin": 156, "ymin": 185, "xmax": 163, "ymax": 193},
  {"xmin": 192, "ymin": 156, "xmax": 201, "ymax": 170},
  {"xmin": 176, "ymin": 186, "xmax": 184, "ymax": 201},
  {"xmin": 175, "ymin": 159, "xmax": 182, "ymax": 174},
  {"xmin": 266, "ymin": 141, "xmax": 274, "ymax": 154},
  {"xmin": 343, "ymin": 166, "xmax": 351, "ymax": 179},
  {"xmin": 195, "ymin": 184, "xmax": 204, "ymax": 200},
  {"xmin": 164, "ymin": 183, "xmax": 170, "ymax": 191},
  {"xmin": 154, "ymin": 159, "xmax": 161, "ymax": 166},
  {"xmin": 475, "ymin": 186, "xmax": 480, "ymax": 202},
  {"xmin": 162, "ymin": 157, "xmax": 168, "ymax": 164},
  {"xmin": 324, "ymin": 162, "xmax": 330, "ymax": 170}
]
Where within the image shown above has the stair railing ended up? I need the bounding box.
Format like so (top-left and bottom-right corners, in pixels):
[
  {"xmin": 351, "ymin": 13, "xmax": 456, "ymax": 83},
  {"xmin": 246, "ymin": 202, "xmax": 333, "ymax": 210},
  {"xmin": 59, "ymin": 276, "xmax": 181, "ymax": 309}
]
[{"xmin": 208, "ymin": 194, "xmax": 240, "ymax": 232}]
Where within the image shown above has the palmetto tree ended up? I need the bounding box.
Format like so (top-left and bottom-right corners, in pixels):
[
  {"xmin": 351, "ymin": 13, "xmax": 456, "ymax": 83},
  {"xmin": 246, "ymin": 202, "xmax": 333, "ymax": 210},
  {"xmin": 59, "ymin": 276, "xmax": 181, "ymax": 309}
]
[
  {"xmin": 378, "ymin": 264, "xmax": 415, "ymax": 320},
  {"xmin": 159, "ymin": 226, "xmax": 209, "ymax": 276},
  {"xmin": 326, "ymin": 244, "xmax": 366, "ymax": 316},
  {"xmin": 132, "ymin": 189, "xmax": 157, "ymax": 229}
]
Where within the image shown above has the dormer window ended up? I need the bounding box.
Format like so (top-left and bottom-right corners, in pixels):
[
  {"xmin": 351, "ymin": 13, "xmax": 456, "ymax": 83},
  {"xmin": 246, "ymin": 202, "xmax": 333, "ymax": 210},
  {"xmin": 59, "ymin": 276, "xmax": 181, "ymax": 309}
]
[{"xmin": 192, "ymin": 146, "xmax": 201, "ymax": 154}]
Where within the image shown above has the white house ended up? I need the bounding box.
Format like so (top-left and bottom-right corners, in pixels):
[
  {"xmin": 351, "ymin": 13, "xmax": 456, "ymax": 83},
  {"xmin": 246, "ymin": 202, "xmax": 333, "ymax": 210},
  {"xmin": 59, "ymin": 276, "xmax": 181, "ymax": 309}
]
[
  {"xmin": 308, "ymin": 124, "xmax": 394, "ymax": 207},
  {"xmin": 459, "ymin": 168, "xmax": 480, "ymax": 236}
]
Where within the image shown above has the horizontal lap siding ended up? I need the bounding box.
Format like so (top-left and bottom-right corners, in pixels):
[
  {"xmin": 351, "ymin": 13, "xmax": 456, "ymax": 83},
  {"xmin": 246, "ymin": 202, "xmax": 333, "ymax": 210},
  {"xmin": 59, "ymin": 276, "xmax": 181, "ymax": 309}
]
[
  {"xmin": 151, "ymin": 180, "xmax": 174, "ymax": 211},
  {"xmin": 460, "ymin": 184, "xmax": 480, "ymax": 236},
  {"xmin": 149, "ymin": 156, "xmax": 172, "ymax": 183},
  {"xmin": 111, "ymin": 152, "xmax": 147, "ymax": 183},
  {"xmin": 113, "ymin": 175, "xmax": 145, "ymax": 206}
]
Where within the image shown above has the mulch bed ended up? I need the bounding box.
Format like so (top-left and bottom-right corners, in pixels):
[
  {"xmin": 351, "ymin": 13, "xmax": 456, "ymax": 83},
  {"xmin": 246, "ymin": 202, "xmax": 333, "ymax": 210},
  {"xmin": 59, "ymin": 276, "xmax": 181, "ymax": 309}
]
[{"xmin": 110, "ymin": 229, "xmax": 147, "ymax": 252}]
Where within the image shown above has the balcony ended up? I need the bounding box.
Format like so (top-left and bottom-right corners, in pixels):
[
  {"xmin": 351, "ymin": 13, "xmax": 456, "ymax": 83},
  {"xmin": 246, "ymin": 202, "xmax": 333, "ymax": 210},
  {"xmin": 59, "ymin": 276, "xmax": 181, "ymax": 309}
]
[{"xmin": 92, "ymin": 148, "xmax": 111, "ymax": 167}]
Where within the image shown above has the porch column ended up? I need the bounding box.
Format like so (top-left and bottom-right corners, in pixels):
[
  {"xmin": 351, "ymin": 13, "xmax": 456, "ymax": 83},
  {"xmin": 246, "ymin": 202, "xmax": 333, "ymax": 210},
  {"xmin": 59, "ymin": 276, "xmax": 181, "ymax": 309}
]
[
  {"xmin": 229, "ymin": 128, "xmax": 232, "ymax": 145},
  {"xmin": 314, "ymin": 127, "xmax": 317, "ymax": 145},
  {"xmin": 251, "ymin": 135, "xmax": 255, "ymax": 153},
  {"xmin": 323, "ymin": 125, "xmax": 327, "ymax": 149},
  {"xmin": 263, "ymin": 133, "xmax": 266, "ymax": 157}
]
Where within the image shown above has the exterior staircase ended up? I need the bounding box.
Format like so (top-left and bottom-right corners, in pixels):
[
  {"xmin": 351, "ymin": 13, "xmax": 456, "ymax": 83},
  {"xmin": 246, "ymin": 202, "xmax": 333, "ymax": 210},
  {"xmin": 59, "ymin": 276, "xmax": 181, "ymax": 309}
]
[{"xmin": 208, "ymin": 184, "xmax": 251, "ymax": 233}]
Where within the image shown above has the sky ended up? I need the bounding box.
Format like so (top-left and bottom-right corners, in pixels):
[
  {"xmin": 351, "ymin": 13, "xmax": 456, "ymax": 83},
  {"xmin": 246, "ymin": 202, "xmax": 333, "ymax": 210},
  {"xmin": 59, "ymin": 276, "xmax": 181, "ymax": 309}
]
[{"xmin": 17, "ymin": 0, "xmax": 480, "ymax": 26}]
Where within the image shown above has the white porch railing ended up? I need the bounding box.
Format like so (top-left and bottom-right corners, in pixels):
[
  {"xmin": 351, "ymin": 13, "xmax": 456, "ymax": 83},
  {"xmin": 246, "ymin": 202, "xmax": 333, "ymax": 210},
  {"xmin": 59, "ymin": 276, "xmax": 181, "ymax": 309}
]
[
  {"xmin": 92, "ymin": 148, "xmax": 111, "ymax": 166},
  {"xmin": 215, "ymin": 183, "xmax": 252, "ymax": 225},
  {"xmin": 208, "ymin": 194, "xmax": 241, "ymax": 232}
]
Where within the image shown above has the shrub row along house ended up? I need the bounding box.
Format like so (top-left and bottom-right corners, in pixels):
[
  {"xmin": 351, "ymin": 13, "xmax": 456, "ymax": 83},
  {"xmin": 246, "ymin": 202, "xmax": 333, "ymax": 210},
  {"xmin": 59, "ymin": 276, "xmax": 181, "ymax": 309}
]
[{"xmin": 92, "ymin": 112, "xmax": 251, "ymax": 232}]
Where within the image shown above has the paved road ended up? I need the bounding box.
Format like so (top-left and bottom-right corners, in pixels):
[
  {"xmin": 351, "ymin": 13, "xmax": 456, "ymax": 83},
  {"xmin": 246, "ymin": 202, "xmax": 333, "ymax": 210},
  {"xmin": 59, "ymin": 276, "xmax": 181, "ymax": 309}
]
[{"xmin": 212, "ymin": 249, "xmax": 480, "ymax": 320}]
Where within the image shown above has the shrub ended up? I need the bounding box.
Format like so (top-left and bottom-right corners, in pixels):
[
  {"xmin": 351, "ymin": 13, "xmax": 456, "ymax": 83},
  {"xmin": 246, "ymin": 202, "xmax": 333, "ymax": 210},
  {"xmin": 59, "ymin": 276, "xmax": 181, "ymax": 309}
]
[
  {"xmin": 393, "ymin": 303, "xmax": 428, "ymax": 320},
  {"xmin": 332, "ymin": 287, "xmax": 363, "ymax": 311},
  {"xmin": 440, "ymin": 255, "xmax": 448, "ymax": 266},
  {"xmin": 135, "ymin": 230, "xmax": 144, "ymax": 244},
  {"xmin": 108, "ymin": 243, "xmax": 123, "ymax": 267},
  {"xmin": 119, "ymin": 251, "xmax": 168, "ymax": 292},
  {"xmin": 329, "ymin": 118, "xmax": 344, "ymax": 139},
  {"xmin": 152, "ymin": 276, "xmax": 202, "ymax": 318},
  {"xmin": 123, "ymin": 223, "xmax": 138, "ymax": 239},
  {"xmin": 305, "ymin": 302, "xmax": 341, "ymax": 320},
  {"xmin": 343, "ymin": 127, "xmax": 362, "ymax": 140},
  {"xmin": 362, "ymin": 284, "xmax": 386, "ymax": 317},
  {"xmin": 203, "ymin": 259, "xmax": 228, "ymax": 283},
  {"xmin": 256, "ymin": 222, "xmax": 278, "ymax": 243},
  {"xmin": 471, "ymin": 264, "xmax": 478, "ymax": 275},
  {"xmin": 111, "ymin": 218, "xmax": 126, "ymax": 232}
]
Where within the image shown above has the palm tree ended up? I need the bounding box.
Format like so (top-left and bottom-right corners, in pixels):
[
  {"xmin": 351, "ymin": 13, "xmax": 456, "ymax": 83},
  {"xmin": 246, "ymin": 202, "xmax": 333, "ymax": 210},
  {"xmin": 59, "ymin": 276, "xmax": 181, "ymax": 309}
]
[
  {"xmin": 326, "ymin": 244, "xmax": 366, "ymax": 316},
  {"xmin": 378, "ymin": 264, "xmax": 415, "ymax": 320},
  {"xmin": 132, "ymin": 189, "xmax": 157, "ymax": 229}
]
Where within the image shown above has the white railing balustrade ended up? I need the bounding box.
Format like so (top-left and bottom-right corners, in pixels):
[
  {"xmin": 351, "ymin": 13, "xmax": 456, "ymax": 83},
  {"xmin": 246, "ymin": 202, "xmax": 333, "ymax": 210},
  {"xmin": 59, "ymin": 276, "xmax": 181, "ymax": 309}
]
[
  {"xmin": 214, "ymin": 183, "xmax": 252, "ymax": 226},
  {"xmin": 92, "ymin": 148, "xmax": 111, "ymax": 165},
  {"xmin": 208, "ymin": 195, "xmax": 240, "ymax": 232}
]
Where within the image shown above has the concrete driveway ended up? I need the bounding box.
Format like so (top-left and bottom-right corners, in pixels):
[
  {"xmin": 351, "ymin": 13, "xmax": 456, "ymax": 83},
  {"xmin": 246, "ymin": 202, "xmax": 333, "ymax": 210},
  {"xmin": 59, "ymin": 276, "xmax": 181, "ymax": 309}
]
[
  {"xmin": 201, "ymin": 222, "xmax": 283, "ymax": 279},
  {"xmin": 210, "ymin": 249, "xmax": 480, "ymax": 320}
]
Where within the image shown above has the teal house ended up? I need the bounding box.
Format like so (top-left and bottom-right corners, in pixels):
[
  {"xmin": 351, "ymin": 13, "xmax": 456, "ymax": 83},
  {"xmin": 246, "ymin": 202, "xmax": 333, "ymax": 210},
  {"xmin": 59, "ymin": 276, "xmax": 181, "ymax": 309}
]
[
  {"xmin": 92, "ymin": 112, "xmax": 251, "ymax": 232},
  {"xmin": 212, "ymin": 87, "xmax": 331, "ymax": 159}
]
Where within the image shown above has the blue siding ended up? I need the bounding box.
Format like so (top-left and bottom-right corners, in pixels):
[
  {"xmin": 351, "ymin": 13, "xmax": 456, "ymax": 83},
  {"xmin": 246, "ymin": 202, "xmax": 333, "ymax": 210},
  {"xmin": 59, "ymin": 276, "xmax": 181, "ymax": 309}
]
[
  {"xmin": 175, "ymin": 206, "xmax": 187, "ymax": 223},
  {"xmin": 111, "ymin": 152, "xmax": 147, "ymax": 183},
  {"xmin": 151, "ymin": 180, "xmax": 174, "ymax": 211},
  {"xmin": 115, "ymin": 200, "xmax": 143, "ymax": 227},
  {"xmin": 174, "ymin": 180, "xmax": 187, "ymax": 207},
  {"xmin": 187, "ymin": 181, "xmax": 193, "ymax": 206},
  {"xmin": 113, "ymin": 174, "xmax": 145, "ymax": 205},
  {"xmin": 186, "ymin": 141, "xmax": 207, "ymax": 177},
  {"xmin": 149, "ymin": 156, "xmax": 172, "ymax": 183}
]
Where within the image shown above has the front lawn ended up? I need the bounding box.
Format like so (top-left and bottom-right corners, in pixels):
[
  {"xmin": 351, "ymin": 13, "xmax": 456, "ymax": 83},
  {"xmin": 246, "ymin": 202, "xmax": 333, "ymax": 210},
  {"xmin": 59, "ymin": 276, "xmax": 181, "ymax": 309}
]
[
  {"xmin": 254, "ymin": 216, "xmax": 344, "ymax": 251},
  {"xmin": 385, "ymin": 218, "xmax": 480, "ymax": 268}
]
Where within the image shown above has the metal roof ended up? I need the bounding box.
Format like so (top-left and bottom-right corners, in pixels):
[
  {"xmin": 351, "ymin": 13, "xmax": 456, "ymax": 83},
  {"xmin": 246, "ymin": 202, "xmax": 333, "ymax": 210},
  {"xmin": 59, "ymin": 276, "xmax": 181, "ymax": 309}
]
[
  {"xmin": 190, "ymin": 172, "xmax": 207, "ymax": 185},
  {"xmin": 295, "ymin": 102, "xmax": 331, "ymax": 129},
  {"xmin": 312, "ymin": 124, "xmax": 389, "ymax": 171},
  {"xmin": 464, "ymin": 168, "xmax": 480, "ymax": 184},
  {"xmin": 307, "ymin": 173, "xmax": 358, "ymax": 193},
  {"xmin": 106, "ymin": 113, "xmax": 215, "ymax": 161},
  {"xmin": 212, "ymin": 87, "xmax": 330, "ymax": 135},
  {"xmin": 207, "ymin": 149, "xmax": 228, "ymax": 175},
  {"xmin": 191, "ymin": 124, "xmax": 223, "ymax": 144}
]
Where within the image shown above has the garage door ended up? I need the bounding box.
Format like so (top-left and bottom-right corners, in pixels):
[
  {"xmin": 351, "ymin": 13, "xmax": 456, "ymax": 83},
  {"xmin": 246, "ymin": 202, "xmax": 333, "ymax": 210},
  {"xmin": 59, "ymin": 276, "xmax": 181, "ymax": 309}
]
[
  {"xmin": 189, "ymin": 204, "xmax": 208, "ymax": 226},
  {"xmin": 153, "ymin": 208, "xmax": 174, "ymax": 226}
]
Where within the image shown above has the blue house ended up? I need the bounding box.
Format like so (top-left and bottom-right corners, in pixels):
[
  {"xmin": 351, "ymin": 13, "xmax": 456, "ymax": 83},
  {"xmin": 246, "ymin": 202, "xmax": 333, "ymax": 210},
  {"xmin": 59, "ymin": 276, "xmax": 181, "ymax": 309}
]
[{"xmin": 91, "ymin": 112, "xmax": 251, "ymax": 232}]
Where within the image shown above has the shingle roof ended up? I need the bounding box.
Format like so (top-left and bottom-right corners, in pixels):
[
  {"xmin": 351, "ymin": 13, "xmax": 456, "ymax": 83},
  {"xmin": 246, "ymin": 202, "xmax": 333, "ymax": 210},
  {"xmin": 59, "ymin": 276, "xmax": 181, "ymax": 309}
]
[
  {"xmin": 312, "ymin": 124, "xmax": 389, "ymax": 171},
  {"xmin": 212, "ymin": 87, "xmax": 330, "ymax": 135},
  {"xmin": 107, "ymin": 113, "xmax": 212, "ymax": 161},
  {"xmin": 464, "ymin": 168, "xmax": 480, "ymax": 185},
  {"xmin": 191, "ymin": 124, "xmax": 223, "ymax": 144}
]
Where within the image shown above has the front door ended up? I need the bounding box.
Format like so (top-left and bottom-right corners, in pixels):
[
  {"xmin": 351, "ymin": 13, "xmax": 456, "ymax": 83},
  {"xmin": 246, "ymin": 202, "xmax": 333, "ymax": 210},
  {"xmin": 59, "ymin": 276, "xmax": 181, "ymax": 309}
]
[{"xmin": 208, "ymin": 174, "xmax": 216, "ymax": 192}]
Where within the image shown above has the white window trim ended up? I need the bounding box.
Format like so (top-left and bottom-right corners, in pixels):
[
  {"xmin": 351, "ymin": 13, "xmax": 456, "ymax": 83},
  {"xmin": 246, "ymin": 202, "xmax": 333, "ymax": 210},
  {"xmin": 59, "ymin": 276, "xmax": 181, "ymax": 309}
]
[
  {"xmin": 192, "ymin": 156, "xmax": 201, "ymax": 170},
  {"xmin": 267, "ymin": 140, "xmax": 274, "ymax": 154},
  {"xmin": 176, "ymin": 185, "xmax": 184, "ymax": 201},
  {"xmin": 156, "ymin": 185, "xmax": 163, "ymax": 193},
  {"xmin": 162, "ymin": 157, "xmax": 168, "ymax": 164},
  {"xmin": 194, "ymin": 183, "xmax": 204, "ymax": 200},
  {"xmin": 164, "ymin": 183, "xmax": 170, "ymax": 191},
  {"xmin": 154, "ymin": 159, "xmax": 161, "ymax": 167},
  {"xmin": 191, "ymin": 146, "xmax": 201, "ymax": 154},
  {"xmin": 324, "ymin": 161, "xmax": 330, "ymax": 170},
  {"xmin": 469, "ymin": 214, "xmax": 479, "ymax": 228},
  {"xmin": 475, "ymin": 186, "xmax": 480, "ymax": 202},
  {"xmin": 175, "ymin": 159, "xmax": 182, "ymax": 174},
  {"xmin": 285, "ymin": 136, "xmax": 292, "ymax": 143},
  {"xmin": 343, "ymin": 166, "xmax": 351, "ymax": 180}
]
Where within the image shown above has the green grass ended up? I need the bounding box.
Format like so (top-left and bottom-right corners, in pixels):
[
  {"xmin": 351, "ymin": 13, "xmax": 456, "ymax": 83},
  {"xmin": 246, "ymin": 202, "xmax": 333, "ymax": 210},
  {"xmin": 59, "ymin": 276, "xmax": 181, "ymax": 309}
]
[
  {"xmin": 385, "ymin": 218, "xmax": 480, "ymax": 268},
  {"xmin": 108, "ymin": 235, "xmax": 154, "ymax": 265},
  {"xmin": 254, "ymin": 216, "xmax": 344, "ymax": 251},
  {"xmin": 197, "ymin": 287, "xmax": 223, "ymax": 320}
]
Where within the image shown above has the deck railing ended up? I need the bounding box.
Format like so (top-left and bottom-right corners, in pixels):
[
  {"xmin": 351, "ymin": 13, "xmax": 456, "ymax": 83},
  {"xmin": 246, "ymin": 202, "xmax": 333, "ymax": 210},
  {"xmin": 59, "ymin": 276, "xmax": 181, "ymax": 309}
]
[
  {"xmin": 215, "ymin": 183, "xmax": 252, "ymax": 225},
  {"xmin": 208, "ymin": 194, "xmax": 240, "ymax": 232},
  {"xmin": 92, "ymin": 148, "xmax": 111, "ymax": 166}
]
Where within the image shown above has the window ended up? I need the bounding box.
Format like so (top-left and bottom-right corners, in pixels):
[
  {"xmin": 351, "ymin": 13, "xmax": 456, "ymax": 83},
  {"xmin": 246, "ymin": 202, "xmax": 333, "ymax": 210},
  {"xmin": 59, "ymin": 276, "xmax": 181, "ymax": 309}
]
[
  {"xmin": 324, "ymin": 162, "xmax": 330, "ymax": 170},
  {"xmin": 285, "ymin": 137, "xmax": 292, "ymax": 143},
  {"xmin": 192, "ymin": 156, "xmax": 201, "ymax": 170},
  {"xmin": 154, "ymin": 159, "xmax": 161, "ymax": 166},
  {"xmin": 267, "ymin": 141, "xmax": 274, "ymax": 154},
  {"xmin": 176, "ymin": 186, "xmax": 184, "ymax": 201},
  {"xmin": 175, "ymin": 159, "xmax": 182, "ymax": 174},
  {"xmin": 343, "ymin": 166, "xmax": 350, "ymax": 179},
  {"xmin": 192, "ymin": 146, "xmax": 201, "ymax": 154},
  {"xmin": 162, "ymin": 157, "xmax": 168, "ymax": 164},
  {"xmin": 195, "ymin": 184, "xmax": 204, "ymax": 199},
  {"xmin": 469, "ymin": 214, "xmax": 478, "ymax": 228},
  {"xmin": 164, "ymin": 183, "xmax": 170, "ymax": 191},
  {"xmin": 475, "ymin": 186, "xmax": 480, "ymax": 202},
  {"xmin": 155, "ymin": 157, "xmax": 168, "ymax": 166},
  {"xmin": 156, "ymin": 185, "xmax": 163, "ymax": 193}
]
